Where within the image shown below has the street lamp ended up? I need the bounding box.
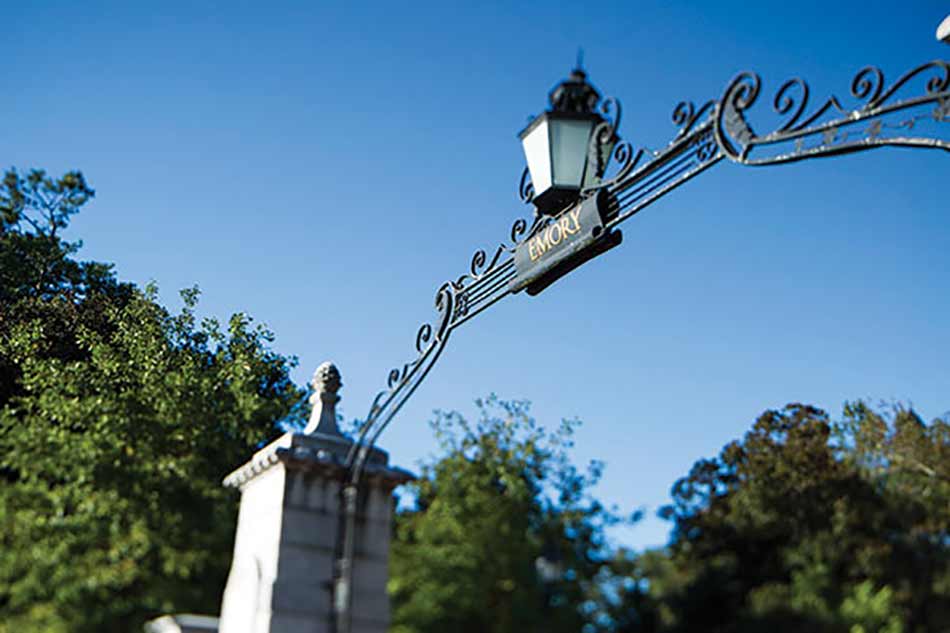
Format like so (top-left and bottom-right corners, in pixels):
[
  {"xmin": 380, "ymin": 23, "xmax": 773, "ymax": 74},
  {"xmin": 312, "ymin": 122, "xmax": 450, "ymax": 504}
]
[{"xmin": 519, "ymin": 67, "xmax": 615, "ymax": 215}]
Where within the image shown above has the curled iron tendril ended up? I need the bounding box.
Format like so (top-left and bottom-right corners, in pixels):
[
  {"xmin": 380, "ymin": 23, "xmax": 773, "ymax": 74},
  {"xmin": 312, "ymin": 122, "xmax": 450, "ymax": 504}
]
[
  {"xmin": 851, "ymin": 66, "xmax": 884, "ymax": 106},
  {"xmin": 510, "ymin": 217, "xmax": 528, "ymax": 243},
  {"xmin": 583, "ymin": 141, "xmax": 644, "ymax": 193},
  {"xmin": 381, "ymin": 282, "xmax": 453, "ymax": 394},
  {"xmin": 386, "ymin": 366, "xmax": 405, "ymax": 389},
  {"xmin": 732, "ymin": 72, "xmax": 761, "ymax": 111},
  {"xmin": 714, "ymin": 72, "xmax": 761, "ymax": 161},
  {"xmin": 772, "ymin": 78, "xmax": 846, "ymax": 133},
  {"xmin": 601, "ymin": 96, "xmax": 622, "ymax": 131},
  {"xmin": 861, "ymin": 61, "xmax": 950, "ymax": 110},
  {"xmin": 518, "ymin": 167, "xmax": 534, "ymax": 204},
  {"xmin": 415, "ymin": 322, "xmax": 432, "ymax": 354},
  {"xmin": 695, "ymin": 135, "xmax": 718, "ymax": 163},
  {"xmin": 673, "ymin": 100, "xmax": 716, "ymax": 137},
  {"xmin": 452, "ymin": 210, "xmax": 541, "ymax": 291},
  {"xmin": 470, "ymin": 246, "xmax": 506, "ymax": 278},
  {"xmin": 587, "ymin": 97, "xmax": 622, "ymax": 179}
]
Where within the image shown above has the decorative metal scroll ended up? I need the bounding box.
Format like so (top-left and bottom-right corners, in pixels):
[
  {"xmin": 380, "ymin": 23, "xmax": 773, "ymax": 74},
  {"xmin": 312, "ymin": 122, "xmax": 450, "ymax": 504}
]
[
  {"xmin": 715, "ymin": 61, "xmax": 950, "ymax": 165},
  {"xmin": 334, "ymin": 58, "xmax": 949, "ymax": 633},
  {"xmin": 601, "ymin": 114, "xmax": 722, "ymax": 229},
  {"xmin": 342, "ymin": 212, "xmax": 545, "ymax": 482},
  {"xmin": 587, "ymin": 96, "xmax": 623, "ymax": 182}
]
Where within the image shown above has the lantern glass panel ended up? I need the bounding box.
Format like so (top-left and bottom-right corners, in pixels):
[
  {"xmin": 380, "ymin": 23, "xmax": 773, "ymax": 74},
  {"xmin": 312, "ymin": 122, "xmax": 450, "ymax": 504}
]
[
  {"xmin": 520, "ymin": 118, "xmax": 552, "ymax": 196},
  {"xmin": 550, "ymin": 118, "xmax": 593, "ymax": 188}
]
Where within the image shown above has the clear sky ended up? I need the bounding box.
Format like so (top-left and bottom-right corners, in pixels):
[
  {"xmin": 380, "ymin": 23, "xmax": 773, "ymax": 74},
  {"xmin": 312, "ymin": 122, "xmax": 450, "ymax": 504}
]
[{"xmin": 6, "ymin": 1, "xmax": 949, "ymax": 550}]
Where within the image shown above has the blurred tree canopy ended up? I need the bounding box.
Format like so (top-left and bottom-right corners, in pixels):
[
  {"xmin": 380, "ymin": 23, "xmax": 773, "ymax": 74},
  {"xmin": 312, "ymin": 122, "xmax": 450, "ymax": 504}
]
[
  {"xmin": 644, "ymin": 402, "xmax": 950, "ymax": 633},
  {"xmin": 389, "ymin": 396, "xmax": 640, "ymax": 633},
  {"xmin": 390, "ymin": 401, "xmax": 949, "ymax": 633},
  {"xmin": 0, "ymin": 168, "xmax": 305, "ymax": 633}
]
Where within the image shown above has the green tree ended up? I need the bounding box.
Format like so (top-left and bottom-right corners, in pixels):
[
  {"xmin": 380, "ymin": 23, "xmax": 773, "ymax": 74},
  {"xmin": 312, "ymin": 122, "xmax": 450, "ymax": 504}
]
[
  {"xmin": 0, "ymin": 168, "xmax": 132, "ymax": 408},
  {"xmin": 839, "ymin": 403, "xmax": 950, "ymax": 630},
  {"xmin": 0, "ymin": 168, "xmax": 305, "ymax": 633},
  {"xmin": 389, "ymin": 396, "xmax": 636, "ymax": 633},
  {"xmin": 645, "ymin": 402, "xmax": 950, "ymax": 633}
]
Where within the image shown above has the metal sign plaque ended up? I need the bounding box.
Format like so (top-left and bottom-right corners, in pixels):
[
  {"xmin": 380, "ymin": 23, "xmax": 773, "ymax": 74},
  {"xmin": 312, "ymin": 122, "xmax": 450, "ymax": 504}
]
[{"xmin": 510, "ymin": 192, "xmax": 622, "ymax": 295}]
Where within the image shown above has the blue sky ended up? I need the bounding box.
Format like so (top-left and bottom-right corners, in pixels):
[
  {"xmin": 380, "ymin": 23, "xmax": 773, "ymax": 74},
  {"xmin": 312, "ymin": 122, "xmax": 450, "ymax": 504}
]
[{"xmin": 6, "ymin": 1, "xmax": 949, "ymax": 549}]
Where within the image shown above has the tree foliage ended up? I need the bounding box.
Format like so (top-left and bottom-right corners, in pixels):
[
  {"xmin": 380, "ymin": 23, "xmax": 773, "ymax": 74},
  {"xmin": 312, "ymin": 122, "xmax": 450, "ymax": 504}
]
[
  {"xmin": 389, "ymin": 396, "xmax": 636, "ymax": 633},
  {"xmin": 645, "ymin": 403, "xmax": 950, "ymax": 633},
  {"xmin": 390, "ymin": 398, "xmax": 949, "ymax": 633},
  {"xmin": 0, "ymin": 168, "xmax": 305, "ymax": 633}
]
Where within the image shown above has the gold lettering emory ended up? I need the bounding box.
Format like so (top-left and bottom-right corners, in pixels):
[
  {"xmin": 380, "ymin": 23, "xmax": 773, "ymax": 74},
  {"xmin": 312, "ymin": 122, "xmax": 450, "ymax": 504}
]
[{"xmin": 528, "ymin": 207, "xmax": 584, "ymax": 262}]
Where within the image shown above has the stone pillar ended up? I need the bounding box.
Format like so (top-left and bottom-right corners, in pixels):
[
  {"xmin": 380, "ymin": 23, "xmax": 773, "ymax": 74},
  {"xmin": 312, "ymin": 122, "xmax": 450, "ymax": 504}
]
[{"xmin": 218, "ymin": 363, "xmax": 412, "ymax": 633}]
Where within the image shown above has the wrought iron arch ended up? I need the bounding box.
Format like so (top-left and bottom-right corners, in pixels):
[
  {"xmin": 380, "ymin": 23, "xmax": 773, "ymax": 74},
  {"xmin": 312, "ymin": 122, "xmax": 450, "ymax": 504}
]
[{"xmin": 332, "ymin": 58, "xmax": 949, "ymax": 633}]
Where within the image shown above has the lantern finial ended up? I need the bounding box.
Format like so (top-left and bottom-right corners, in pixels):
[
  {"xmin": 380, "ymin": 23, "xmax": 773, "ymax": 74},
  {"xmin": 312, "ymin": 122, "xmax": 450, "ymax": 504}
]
[{"xmin": 548, "ymin": 64, "xmax": 601, "ymax": 114}]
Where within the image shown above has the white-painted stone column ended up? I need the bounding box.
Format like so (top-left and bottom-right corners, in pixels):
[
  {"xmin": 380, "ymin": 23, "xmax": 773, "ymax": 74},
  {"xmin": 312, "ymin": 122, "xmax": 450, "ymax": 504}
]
[{"xmin": 218, "ymin": 363, "xmax": 412, "ymax": 633}]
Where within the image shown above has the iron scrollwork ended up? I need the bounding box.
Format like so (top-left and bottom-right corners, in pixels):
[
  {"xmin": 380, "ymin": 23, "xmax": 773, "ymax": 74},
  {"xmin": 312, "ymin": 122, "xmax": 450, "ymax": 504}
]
[
  {"xmin": 518, "ymin": 167, "xmax": 534, "ymax": 205},
  {"xmin": 349, "ymin": 58, "xmax": 950, "ymax": 480},
  {"xmin": 715, "ymin": 61, "xmax": 950, "ymax": 165},
  {"xmin": 343, "ymin": 210, "xmax": 540, "ymax": 483},
  {"xmin": 586, "ymin": 97, "xmax": 622, "ymax": 179},
  {"xmin": 673, "ymin": 99, "xmax": 716, "ymax": 138},
  {"xmin": 347, "ymin": 56, "xmax": 950, "ymax": 492},
  {"xmin": 593, "ymin": 97, "xmax": 725, "ymax": 227}
]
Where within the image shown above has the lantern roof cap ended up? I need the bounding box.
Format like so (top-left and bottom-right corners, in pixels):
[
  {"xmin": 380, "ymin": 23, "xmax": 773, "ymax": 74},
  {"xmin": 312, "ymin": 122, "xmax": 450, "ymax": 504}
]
[{"xmin": 548, "ymin": 65, "xmax": 601, "ymax": 114}]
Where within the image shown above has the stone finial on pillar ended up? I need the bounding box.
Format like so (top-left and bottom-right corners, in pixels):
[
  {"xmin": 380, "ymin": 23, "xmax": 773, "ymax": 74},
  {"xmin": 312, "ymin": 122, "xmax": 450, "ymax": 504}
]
[{"xmin": 303, "ymin": 361, "xmax": 343, "ymax": 436}]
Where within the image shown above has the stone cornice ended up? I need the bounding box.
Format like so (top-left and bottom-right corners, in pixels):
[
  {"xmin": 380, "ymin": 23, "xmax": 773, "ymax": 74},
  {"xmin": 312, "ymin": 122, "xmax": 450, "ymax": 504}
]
[{"xmin": 223, "ymin": 432, "xmax": 414, "ymax": 490}]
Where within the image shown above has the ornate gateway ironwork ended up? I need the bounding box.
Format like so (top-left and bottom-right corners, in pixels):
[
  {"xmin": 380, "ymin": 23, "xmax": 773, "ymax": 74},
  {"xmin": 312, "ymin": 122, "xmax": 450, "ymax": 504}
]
[
  {"xmin": 332, "ymin": 58, "xmax": 949, "ymax": 633},
  {"xmin": 716, "ymin": 61, "xmax": 950, "ymax": 165}
]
